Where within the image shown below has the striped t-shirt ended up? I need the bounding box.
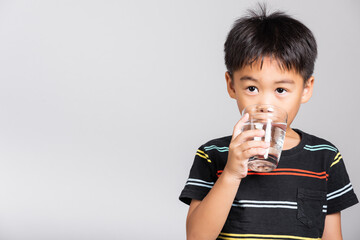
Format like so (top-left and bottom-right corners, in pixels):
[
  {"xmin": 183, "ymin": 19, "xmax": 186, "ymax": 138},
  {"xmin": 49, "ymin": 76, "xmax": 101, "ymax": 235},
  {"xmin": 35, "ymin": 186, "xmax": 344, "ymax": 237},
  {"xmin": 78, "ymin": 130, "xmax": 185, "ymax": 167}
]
[{"xmin": 179, "ymin": 129, "xmax": 358, "ymax": 240}]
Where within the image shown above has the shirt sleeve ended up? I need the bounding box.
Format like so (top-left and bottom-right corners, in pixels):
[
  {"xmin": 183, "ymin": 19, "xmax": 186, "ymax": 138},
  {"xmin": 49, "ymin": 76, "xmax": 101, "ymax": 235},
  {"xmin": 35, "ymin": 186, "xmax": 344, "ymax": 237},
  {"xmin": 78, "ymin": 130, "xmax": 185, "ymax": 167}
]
[
  {"xmin": 326, "ymin": 151, "xmax": 358, "ymax": 214},
  {"xmin": 179, "ymin": 145, "xmax": 217, "ymax": 205}
]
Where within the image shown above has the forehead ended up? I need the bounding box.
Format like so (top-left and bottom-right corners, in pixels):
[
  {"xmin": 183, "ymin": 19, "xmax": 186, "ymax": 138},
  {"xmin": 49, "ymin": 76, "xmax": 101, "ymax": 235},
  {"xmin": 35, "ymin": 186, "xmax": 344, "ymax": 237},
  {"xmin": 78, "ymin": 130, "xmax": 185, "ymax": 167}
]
[{"xmin": 235, "ymin": 57, "xmax": 303, "ymax": 83}]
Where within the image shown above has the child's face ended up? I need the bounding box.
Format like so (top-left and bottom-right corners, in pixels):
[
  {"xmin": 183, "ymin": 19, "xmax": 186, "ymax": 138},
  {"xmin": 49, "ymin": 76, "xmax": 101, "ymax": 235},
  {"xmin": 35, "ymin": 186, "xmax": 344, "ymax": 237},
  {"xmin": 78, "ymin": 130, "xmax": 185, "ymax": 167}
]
[{"xmin": 225, "ymin": 57, "xmax": 314, "ymax": 130}]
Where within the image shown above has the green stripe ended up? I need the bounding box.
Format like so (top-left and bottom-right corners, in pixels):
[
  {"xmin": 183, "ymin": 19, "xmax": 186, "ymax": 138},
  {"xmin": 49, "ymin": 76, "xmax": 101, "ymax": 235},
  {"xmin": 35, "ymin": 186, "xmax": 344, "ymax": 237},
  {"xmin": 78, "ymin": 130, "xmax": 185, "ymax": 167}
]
[
  {"xmin": 304, "ymin": 147, "xmax": 337, "ymax": 152},
  {"xmin": 304, "ymin": 144, "xmax": 337, "ymax": 151},
  {"xmin": 204, "ymin": 145, "xmax": 229, "ymax": 152}
]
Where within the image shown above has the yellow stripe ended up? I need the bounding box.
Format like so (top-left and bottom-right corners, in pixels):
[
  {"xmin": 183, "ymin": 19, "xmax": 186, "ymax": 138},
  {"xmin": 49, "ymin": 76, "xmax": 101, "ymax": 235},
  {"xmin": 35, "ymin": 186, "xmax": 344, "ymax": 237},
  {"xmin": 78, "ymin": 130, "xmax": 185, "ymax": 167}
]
[
  {"xmin": 196, "ymin": 152, "xmax": 206, "ymax": 159},
  {"xmin": 334, "ymin": 152, "xmax": 341, "ymax": 160},
  {"xmin": 197, "ymin": 149, "xmax": 209, "ymax": 158},
  {"xmin": 197, "ymin": 150, "xmax": 211, "ymax": 162},
  {"xmin": 196, "ymin": 153, "xmax": 211, "ymax": 163},
  {"xmin": 330, "ymin": 156, "xmax": 342, "ymax": 168},
  {"xmin": 219, "ymin": 233, "xmax": 321, "ymax": 240},
  {"xmin": 330, "ymin": 152, "xmax": 342, "ymax": 168},
  {"xmin": 218, "ymin": 237, "xmax": 279, "ymax": 240}
]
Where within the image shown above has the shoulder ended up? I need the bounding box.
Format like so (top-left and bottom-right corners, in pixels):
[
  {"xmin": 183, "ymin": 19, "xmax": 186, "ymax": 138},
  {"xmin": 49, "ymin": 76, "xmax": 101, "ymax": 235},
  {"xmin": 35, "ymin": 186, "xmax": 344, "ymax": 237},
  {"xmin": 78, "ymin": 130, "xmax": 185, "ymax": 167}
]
[
  {"xmin": 196, "ymin": 135, "xmax": 232, "ymax": 167},
  {"xmin": 199, "ymin": 135, "xmax": 232, "ymax": 150},
  {"xmin": 296, "ymin": 129, "xmax": 338, "ymax": 152},
  {"xmin": 295, "ymin": 129, "xmax": 340, "ymax": 169}
]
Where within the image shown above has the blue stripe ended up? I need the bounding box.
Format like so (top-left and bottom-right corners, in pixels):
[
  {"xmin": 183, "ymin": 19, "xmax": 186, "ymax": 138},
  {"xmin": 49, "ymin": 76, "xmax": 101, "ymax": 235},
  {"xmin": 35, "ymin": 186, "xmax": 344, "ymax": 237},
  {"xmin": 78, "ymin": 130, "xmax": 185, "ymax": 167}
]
[
  {"xmin": 186, "ymin": 178, "xmax": 214, "ymax": 189},
  {"xmin": 327, "ymin": 183, "xmax": 352, "ymax": 197},
  {"xmin": 204, "ymin": 145, "xmax": 229, "ymax": 152},
  {"xmin": 327, "ymin": 186, "xmax": 353, "ymax": 200},
  {"xmin": 235, "ymin": 200, "xmax": 297, "ymax": 205},
  {"xmin": 304, "ymin": 144, "xmax": 337, "ymax": 151},
  {"xmin": 304, "ymin": 147, "xmax": 337, "ymax": 152},
  {"xmin": 186, "ymin": 182, "xmax": 213, "ymax": 189},
  {"xmin": 187, "ymin": 178, "xmax": 214, "ymax": 185},
  {"xmin": 327, "ymin": 183, "xmax": 353, "ymax": 200},
  {"xmin": 232, "ymin": 204, "xmax": 298, "ymax": 209},
  {"xmin": 231, "ymin": 201, "xmax": 327, "ymax": 211}
]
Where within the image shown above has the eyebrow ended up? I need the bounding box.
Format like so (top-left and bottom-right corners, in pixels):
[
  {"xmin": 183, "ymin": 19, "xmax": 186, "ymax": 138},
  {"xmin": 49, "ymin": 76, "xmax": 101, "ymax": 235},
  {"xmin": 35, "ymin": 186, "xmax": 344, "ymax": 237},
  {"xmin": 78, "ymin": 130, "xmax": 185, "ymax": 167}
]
[
  {"xmin": 239, "ymin": 75, "xmax": 295, "ymax": 84},
  {"xmin": 240, "ymin": 76, "xmax": 258, "ymax": 81}
]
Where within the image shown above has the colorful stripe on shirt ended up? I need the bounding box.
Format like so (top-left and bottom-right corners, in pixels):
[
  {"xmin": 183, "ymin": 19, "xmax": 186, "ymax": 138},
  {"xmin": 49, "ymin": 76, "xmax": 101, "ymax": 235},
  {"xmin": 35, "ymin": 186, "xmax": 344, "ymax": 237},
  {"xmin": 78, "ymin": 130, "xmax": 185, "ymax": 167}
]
[
  {"xmin": 218, "ymin": 232, "xmax": 321, "ymax": 240},
  {"xmin": 247, "ymin": 168, "xmax": 329, "ymax": 180},
  {"xmin": 327, "ymin": 183, "xmax": 353, "ymax": 201},
  {"xmin": 204, "ymin": 144, "xmax": 338, "ymax": 153},
  {"xmin": 232, "ymin": 199, "xmax": 327, "ymax": 213},
  {"xmin": 185, "ymin": 178, "xmax": 214, "ymax": 189},
  {"xmin": 196, "ymin": 149, "xmax": 212, "ymax": 163},
  {"xmin": 330, "ymin": 152, "xmax": 342, "ymax": 168},
  {"xmin": 303, "ymin": 144, "xmax": 337, "ymax": 152},
  {"xmin": 204, "ymin": 145, "xmax": 229, "ymax": 152}
]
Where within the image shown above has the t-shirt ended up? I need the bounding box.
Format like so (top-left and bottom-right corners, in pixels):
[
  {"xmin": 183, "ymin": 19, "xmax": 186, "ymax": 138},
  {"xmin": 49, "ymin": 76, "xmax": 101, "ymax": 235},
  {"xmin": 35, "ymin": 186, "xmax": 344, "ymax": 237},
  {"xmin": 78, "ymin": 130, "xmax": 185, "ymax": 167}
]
[{"xmin": 179, "ymin": 129, "xmax": 358, "ymax": 239}]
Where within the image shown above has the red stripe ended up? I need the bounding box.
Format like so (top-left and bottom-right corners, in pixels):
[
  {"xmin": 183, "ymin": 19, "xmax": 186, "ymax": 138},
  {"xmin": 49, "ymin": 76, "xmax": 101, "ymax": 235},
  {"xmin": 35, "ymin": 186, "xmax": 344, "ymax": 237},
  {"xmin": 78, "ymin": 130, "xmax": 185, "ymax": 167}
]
[
  {"xmin": 271, "ymin": 168, "xmax": 326, "ymax": 176},
  {"xmin": 272, "ymin": 168, "xmax": 328, "ymax": 178},
  {"xmin": 247, "ymin": 172, "xmax": 327, "ymax": 179},
  {"xmin": 216, "ymin": 169, "xmax": 328, "ymax": 180}
]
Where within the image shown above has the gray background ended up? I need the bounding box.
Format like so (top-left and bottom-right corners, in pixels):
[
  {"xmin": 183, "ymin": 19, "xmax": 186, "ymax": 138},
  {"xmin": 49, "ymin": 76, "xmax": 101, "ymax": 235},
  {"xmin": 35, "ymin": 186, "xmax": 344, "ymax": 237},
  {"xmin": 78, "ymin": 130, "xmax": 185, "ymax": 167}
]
[{"xmin": 0, "ymin": 0, "xmax": 359, "ymax": 239}]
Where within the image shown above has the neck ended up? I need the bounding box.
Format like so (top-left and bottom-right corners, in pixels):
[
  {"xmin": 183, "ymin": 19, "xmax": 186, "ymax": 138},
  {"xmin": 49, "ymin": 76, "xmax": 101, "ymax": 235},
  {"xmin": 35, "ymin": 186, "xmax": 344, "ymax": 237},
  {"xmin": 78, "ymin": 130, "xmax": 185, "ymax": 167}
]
[{"xmin": 283, "ymin": 127, "xmax": 301, "ymax": 150}]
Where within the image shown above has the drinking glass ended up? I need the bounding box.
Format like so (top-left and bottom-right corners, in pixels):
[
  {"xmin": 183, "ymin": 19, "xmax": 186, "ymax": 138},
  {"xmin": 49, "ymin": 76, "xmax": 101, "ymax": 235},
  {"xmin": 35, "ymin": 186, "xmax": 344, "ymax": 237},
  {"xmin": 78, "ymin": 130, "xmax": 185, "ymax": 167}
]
[{"xmin": 242, "ymin": 104, "xmax": 288, "ymax": 172}]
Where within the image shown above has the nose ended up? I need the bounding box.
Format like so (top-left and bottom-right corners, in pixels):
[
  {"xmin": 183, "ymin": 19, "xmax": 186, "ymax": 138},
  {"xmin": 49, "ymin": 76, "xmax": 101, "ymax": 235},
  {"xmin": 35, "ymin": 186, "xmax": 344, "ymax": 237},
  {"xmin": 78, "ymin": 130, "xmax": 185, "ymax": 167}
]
[{"xmin": 256, "ymin": 93, "xmax": 275, "ymax": 106}]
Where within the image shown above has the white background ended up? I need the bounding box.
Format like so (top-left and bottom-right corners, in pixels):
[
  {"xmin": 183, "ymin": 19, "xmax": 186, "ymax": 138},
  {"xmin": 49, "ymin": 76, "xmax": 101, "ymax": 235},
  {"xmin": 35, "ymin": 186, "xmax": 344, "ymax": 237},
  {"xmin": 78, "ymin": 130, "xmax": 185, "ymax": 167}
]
[{"xmin": 0, "ymin": 0, "xmax": 359, "ymax": 239}]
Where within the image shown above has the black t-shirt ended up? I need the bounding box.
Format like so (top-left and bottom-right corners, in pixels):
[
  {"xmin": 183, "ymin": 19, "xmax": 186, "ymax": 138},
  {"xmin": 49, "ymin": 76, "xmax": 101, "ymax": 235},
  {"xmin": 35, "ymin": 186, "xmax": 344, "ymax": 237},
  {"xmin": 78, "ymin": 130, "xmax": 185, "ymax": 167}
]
[{"xmin": 179, "ymin": 129, "xmax": 358, "ymax": 239}]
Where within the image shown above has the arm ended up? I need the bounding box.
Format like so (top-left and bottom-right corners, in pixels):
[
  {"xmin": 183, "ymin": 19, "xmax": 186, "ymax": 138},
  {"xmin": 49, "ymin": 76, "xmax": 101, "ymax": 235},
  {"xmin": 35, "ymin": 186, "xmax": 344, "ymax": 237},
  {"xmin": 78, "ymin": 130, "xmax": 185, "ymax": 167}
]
[
  {"xmin": 322, "ymin": 212, "xmax": 342, "ymax": 240},
  {"xmin": 186, "ymin": 114, "xmax": 269, "ymax": 240},
  {"xmin": 186, "ymin": 172, "xmax": 242, "ymax": 240}
]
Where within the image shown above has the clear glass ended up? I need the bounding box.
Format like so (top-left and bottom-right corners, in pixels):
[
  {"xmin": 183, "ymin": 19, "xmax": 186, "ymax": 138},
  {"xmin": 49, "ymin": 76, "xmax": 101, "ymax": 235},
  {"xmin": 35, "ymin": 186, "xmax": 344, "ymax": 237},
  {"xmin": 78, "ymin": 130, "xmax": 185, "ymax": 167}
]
[{"xmin": 241, "ymin": 104, "xmax": 288, "ymax": 172}]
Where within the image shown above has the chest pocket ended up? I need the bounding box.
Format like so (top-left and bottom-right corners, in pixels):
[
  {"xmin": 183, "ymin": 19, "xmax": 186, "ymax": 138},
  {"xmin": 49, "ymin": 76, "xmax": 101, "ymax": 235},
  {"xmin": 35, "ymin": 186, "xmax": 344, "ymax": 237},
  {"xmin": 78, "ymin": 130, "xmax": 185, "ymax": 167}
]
[{"xmin": 297, "ymin": 188, "xmax": 326, "ymax": 229}]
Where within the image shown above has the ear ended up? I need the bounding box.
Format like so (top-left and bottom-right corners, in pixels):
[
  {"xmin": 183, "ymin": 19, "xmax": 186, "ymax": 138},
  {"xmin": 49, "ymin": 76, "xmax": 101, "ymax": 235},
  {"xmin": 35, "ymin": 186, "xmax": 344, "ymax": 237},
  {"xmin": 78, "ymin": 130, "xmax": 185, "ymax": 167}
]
[
  {"xmin": 225, "ymin": 71, "xmax": 236, "ymax": 99},
  {"xmin": 301, "ymin": 76, "xmax": 314, "ymax": 103}
]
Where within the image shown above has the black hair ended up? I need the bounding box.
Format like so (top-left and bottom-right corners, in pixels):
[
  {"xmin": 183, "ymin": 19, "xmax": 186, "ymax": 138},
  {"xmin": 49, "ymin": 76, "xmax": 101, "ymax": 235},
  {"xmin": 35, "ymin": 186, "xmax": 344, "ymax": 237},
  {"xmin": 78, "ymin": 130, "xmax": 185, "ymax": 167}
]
[{"xmin": 224, "ymin": 3, "xmax": 317, "ymax": 82}]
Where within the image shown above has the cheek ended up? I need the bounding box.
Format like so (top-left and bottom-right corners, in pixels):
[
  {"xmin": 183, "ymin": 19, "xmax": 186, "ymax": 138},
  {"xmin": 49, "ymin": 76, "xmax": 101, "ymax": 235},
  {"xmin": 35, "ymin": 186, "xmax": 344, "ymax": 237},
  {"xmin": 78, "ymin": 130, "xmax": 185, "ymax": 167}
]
[
  {"xmin": 235, "ymin": 97, "xmax": 254, "ymax": 113},
  {"xmin": 236, "ymin": 102, "xmax": 247, "ymax": 114},
  {"xmin": 284, "ymin": 104, "xmax": 301, "ymax": 124}
]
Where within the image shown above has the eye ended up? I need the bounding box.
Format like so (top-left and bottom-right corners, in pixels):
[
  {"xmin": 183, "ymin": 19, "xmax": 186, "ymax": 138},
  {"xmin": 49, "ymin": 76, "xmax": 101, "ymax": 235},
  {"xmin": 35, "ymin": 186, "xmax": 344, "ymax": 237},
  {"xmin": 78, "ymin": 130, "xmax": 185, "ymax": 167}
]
[
  {"xmin": 276, "ymin": 88, "xmax": 287, "ymax": 94},
  {"xmin": 247, "ymin": 86, "xmax": 258, "ymax": 93}
]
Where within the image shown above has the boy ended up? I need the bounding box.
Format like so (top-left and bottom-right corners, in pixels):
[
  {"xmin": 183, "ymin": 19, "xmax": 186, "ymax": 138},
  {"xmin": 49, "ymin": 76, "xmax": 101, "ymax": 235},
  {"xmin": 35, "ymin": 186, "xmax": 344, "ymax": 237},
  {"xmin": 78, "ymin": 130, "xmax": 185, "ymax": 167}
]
[{"xmin": 179, "ymin": 5, "xmax": 358, "ymax": 240}]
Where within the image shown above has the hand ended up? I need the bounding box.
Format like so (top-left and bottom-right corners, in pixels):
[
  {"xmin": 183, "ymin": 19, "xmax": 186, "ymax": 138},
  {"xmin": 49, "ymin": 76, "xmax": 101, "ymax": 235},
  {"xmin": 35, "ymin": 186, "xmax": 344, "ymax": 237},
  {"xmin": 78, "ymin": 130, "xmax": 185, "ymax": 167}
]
[{"xmin": 224, "ymin": 113, "xmax": 270, "ymax": 180}]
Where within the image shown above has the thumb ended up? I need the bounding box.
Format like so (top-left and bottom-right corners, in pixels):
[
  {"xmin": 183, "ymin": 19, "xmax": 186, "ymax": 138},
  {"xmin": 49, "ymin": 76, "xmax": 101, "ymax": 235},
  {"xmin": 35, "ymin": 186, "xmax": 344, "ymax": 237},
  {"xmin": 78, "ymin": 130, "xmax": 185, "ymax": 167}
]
[{"xmin": 231, "ymin": 113, "xmax": 249, "ymax": 141}]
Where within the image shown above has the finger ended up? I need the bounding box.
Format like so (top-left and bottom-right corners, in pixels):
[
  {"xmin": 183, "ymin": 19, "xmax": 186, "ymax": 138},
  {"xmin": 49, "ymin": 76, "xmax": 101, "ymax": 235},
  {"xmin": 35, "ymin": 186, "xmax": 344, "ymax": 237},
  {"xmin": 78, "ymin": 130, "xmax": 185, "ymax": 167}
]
[
  {"xmin": 239, "ymin": 129, "xmax": 266, "ymax": 142},
  {"xmin": 240, "ymin": 140, "xmax": 270, "ymax": 152},
  {"xmin": 243, "ymin": 147, "xmax": 268, "ymax": 160},
  {"xmin": 232, "ymin": 129, "xmax": 265, "ymax": 146},
  {"xmin": 231, "ymin": 113, "xmax": 249, "ymax": 141},
  {"xmin": 232, "ymin": 140, "xmax": 269, "ymax": 156}
]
